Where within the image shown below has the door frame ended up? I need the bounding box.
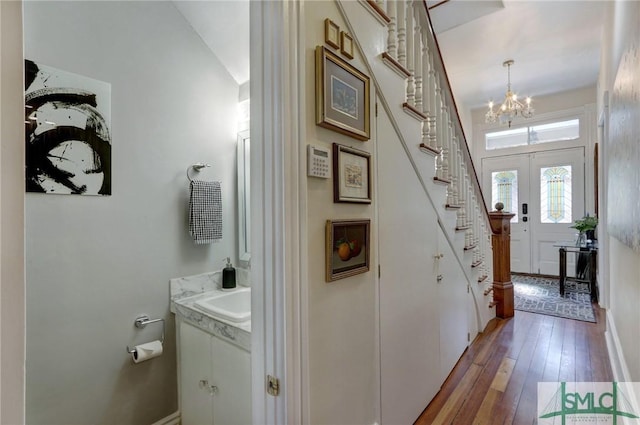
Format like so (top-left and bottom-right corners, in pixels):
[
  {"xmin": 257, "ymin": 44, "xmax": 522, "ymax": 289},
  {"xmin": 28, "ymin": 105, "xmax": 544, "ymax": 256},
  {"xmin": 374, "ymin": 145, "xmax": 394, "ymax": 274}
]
[
  {"xmin": 0, "ymin": 2, "xmax": 27, "ymax": 423},
  {"xmin": 482, "ymin": 147, "xmax": 587, "ymax": 275},
  {"xmin": 474, "ymin": 104, "xmax": 597, "ymax": 273},
  {"xmin": 250, "ymin": 1, "xmax": 304, "ymax": 423}
]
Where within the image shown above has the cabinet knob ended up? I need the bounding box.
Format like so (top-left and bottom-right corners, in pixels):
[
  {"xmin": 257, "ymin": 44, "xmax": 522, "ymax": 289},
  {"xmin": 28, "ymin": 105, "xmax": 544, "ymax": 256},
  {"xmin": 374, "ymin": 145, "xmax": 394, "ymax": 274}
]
[
  {"xmin": 437, "ymin": 274, "xmax": 443, "ymax": 282},
  {"xmin": 198, "ymin": 380, "xmax": 219, "ymax": 396}
]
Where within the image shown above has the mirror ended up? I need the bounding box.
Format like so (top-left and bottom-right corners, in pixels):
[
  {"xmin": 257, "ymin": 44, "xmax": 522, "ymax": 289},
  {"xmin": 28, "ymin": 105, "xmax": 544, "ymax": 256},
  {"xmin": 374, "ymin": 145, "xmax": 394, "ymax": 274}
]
[{"xmin": 237, "ymin": 130, "xmax": 250, "ymax": 263}]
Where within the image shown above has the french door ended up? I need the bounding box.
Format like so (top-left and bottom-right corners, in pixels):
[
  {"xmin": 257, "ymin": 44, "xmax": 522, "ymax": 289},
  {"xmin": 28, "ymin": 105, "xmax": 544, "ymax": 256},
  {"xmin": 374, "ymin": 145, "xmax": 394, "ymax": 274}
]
[{"xmin": 482, "ymin": 147, "xmax": 585, "ymax": 275}]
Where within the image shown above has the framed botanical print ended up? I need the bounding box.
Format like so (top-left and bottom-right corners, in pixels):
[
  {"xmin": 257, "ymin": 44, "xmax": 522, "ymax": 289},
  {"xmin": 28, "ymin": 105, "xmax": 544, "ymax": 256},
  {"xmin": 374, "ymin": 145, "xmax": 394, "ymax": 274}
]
[{"xmin": 333, "ymin": 143, "xmax": 371, "ymax": 203}]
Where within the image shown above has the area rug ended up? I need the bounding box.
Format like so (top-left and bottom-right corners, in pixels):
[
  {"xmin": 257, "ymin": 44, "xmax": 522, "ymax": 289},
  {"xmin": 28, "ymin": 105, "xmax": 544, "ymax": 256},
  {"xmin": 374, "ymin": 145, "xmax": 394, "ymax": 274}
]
[{"xmin": 512, "ymin": 274, "xmax": 596, "ymax": 323}]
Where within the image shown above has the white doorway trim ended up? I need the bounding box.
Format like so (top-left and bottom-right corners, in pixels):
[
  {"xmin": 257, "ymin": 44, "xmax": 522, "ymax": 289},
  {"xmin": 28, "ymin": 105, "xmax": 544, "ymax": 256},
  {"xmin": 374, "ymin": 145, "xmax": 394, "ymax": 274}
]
[
  {"xmin": 0, "ymin": 1, "xmax": 27, "ymax": 423},
  {"xmin": 250, "ymin": 1, "xmax": 305, "ymax": 423}
]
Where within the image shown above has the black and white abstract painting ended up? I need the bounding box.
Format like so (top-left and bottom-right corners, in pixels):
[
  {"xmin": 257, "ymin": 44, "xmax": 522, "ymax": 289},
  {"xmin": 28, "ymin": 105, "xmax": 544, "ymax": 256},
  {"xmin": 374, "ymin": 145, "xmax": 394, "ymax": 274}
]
[{"xmin": 25, "ymin": 60, "xmax": 112, "ymax": 195}]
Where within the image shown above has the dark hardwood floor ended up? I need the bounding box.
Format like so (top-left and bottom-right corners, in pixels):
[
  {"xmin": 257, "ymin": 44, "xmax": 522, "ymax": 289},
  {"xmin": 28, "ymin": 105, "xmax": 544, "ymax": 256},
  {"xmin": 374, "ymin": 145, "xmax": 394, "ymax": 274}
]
[{"xmin": 415, "ymin": 306, "xmax": 612, "ymax": 425}]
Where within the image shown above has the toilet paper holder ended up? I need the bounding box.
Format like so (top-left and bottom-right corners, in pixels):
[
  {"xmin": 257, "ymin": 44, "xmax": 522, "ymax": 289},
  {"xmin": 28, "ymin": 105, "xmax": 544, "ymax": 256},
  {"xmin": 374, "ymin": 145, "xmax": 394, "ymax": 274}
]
[{"xmin": 126, "ymin": 315, "xmax": 165, "ymax": 354}]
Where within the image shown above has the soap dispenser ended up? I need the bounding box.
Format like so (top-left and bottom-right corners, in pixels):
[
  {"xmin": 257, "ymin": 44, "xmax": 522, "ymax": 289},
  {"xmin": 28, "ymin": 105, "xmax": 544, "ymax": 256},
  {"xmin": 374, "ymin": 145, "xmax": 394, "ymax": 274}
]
[{"xmin": 222, "ymin": 257, "xmax": 236, "ymax": 290}]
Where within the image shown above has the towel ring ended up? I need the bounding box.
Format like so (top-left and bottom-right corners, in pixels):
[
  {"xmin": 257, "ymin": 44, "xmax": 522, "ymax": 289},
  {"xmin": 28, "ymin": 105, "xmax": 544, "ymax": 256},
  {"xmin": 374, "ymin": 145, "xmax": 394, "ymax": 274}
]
[{"xmin": 187, "ymin": 163, "xmax": 211, "ymax": 182}]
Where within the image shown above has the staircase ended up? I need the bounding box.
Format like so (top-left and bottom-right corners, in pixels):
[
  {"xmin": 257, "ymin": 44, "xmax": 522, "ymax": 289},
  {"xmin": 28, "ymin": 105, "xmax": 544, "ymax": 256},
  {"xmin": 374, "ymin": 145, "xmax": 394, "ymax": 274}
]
[{"xmin": 339, "ymin": 0, "xmax": 496, "ymax": 330}]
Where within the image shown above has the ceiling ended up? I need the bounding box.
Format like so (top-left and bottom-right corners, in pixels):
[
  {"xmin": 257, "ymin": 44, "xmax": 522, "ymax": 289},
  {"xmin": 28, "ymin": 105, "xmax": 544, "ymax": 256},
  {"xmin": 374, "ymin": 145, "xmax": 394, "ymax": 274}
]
[
  {"xmin": 428, "ymin": 0, "xmax": 606, "ymax": 111},
  {"xmin": 173, "ymin": 0, "xmax": 250, "ymax": 85},
  {"xmin": 173, "ymin": 0, "xmax": 605, "ymax": 113}
]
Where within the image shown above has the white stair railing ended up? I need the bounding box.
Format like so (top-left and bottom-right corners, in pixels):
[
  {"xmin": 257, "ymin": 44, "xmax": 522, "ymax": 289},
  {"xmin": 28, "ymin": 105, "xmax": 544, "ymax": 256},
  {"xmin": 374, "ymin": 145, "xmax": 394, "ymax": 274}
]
[{"xmin": 376, "ymin": 0, "xmax": 493, "ymax": 303}]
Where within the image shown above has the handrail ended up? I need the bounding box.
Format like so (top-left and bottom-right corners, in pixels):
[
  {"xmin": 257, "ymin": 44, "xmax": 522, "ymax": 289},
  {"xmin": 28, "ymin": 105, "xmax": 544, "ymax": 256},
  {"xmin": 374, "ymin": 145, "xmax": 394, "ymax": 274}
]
[{"xmin": 419, "ymin": 0, "xmax": 491, "ymax": 226}]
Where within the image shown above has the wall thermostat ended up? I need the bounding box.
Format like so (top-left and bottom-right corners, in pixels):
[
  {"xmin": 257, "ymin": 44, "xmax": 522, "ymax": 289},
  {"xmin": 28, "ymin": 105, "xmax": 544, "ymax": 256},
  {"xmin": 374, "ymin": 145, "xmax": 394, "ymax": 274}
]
[{"xmin": 307, "ymin": 145, "xmax": 331, "ymax": 179}]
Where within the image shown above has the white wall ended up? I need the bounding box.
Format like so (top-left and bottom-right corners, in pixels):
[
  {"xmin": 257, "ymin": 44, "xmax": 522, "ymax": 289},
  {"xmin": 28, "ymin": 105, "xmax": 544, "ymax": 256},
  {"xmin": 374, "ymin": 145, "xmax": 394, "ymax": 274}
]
[
  {"xmin": 599, "ymin": 0, "xmax": 640, "ymax": 381},
  {"xmin": 0, "ymin": 2, "xmax": 26, "ymax": 423},
  {"xmin": 24, "ymin": 2, "xmax": 238, "ymax": 423},
  {"xmin": 303, "ymin": 3, "xmax": 378, "ymax": 424}
]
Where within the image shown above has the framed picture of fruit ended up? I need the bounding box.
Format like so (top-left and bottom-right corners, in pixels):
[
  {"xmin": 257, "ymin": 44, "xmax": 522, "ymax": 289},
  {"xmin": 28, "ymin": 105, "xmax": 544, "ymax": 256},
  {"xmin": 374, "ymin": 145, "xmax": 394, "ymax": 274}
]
[
  {"xmin": 326, "ymin": 218, "xmax": 370, "ymax": 282},
  {"xmin": 333, "ymin": 143, "xmax": 371, "ymax": 203}
]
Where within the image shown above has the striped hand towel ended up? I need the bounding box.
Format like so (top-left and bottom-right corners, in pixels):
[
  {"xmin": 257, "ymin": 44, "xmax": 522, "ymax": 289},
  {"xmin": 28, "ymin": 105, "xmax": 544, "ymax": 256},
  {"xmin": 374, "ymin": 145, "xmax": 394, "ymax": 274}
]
[{"xmin": 188, "ymin": 180, "xmax": 222, "ymax": 244}]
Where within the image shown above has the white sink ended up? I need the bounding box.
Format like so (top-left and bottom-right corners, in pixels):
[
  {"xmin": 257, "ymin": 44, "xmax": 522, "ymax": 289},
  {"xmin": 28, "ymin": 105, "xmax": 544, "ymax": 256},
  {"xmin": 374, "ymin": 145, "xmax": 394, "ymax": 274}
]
[{"xmin": 194, "ymin": 287, "xmax": 251, "ymax": 322}]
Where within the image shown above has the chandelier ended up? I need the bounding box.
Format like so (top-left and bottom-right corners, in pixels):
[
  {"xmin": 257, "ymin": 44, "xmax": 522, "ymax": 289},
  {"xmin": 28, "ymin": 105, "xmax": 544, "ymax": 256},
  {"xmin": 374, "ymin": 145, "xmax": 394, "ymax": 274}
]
[{"xmin": 485, "ymin": 59, "xmax": 534, "ymax": 128}]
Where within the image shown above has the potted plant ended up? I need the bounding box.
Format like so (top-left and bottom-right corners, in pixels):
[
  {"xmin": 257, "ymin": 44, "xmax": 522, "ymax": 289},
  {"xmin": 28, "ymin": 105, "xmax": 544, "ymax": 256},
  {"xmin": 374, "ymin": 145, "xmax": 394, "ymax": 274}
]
[{"xmin": 570, "ymin": 215, "xmax": 598, "ymax": 247}]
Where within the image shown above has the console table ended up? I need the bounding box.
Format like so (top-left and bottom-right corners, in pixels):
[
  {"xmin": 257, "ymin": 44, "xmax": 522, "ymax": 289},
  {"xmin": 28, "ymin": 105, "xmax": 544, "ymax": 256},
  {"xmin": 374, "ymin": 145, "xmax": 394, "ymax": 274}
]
[{"xmin": 556, "ymin": 244, "xmax": 598, "ymax": 302}]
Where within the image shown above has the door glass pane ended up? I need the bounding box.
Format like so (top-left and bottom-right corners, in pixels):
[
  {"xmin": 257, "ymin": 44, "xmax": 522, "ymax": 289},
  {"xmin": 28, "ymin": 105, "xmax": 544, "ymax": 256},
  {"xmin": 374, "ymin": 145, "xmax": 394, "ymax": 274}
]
[
  {"xmin": 491, "ymin": 170, "xmax": 518, "ymax": 222},
  {"xmin": 540, "ymin": 166, "xmax": 572, "ymax": 223}
]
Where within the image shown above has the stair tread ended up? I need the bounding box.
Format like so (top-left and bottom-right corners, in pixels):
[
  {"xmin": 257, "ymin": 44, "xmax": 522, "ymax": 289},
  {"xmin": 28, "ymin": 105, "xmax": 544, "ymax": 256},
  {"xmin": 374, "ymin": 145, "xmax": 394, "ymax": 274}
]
[
  {"xmin": 419, "ymin": 143, "xmax": 440, "ymax": 156},
  {"xmin": 403, "ymin": 103, "xmax": 427, "ymax": 121},
  {"xmin": 363, "ymin": 0, "xmax": 391, "ymax": 23},
  {"xmin": 433, "ymin": 176, "xmax": 452, "ymax": 185},
  {"xmin": 381, "ymin": 52, "xmax": 411, "ymax": 78}
]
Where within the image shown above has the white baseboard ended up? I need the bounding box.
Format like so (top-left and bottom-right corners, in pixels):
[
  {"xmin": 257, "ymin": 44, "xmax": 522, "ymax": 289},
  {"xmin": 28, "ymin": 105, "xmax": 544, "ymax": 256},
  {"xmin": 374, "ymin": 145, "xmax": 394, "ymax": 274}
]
[
  {"xmin": 150, "ymin": 411, "xmax": 180, "ymax": 425},
  {"xmin": 605, "ymin": 309, "xmax": 632, "ymax": 381}
]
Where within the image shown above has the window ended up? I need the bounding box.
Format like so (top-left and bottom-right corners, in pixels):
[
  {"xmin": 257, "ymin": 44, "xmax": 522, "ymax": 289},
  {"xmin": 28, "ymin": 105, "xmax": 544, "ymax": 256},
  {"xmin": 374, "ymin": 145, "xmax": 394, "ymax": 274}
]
[
  {"xmin": 486, "ymin": 119, "xmax": 579, "ymax": 151},
  {"xmin": 491, "ymin": 170, "xmax": 518, "ymax": 222},
  {"xmin": 540, "ymin": 166, "xmax": 572, "ymax": 223}
]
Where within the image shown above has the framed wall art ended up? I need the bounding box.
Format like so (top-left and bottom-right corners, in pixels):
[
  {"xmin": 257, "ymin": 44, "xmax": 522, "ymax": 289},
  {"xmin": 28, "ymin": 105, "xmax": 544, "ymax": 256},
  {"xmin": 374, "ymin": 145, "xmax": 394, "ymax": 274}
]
[
  {"xmin": 24, "ymin": 59, "xmax": 112, "ymax": 195},
  {"xmin": 315, "ymin": 46, "xmax": 370, "ymax": 141},
  {"xmin": 326, "ymin": 219, "xmax": 370, "ymax": 282},
  {"xmin": 324, "ymin": 18, "xmax": 340, "ymax": 49},
  {"xmin": 340, "ymin": 31, "xmax": 354, "ymax": 59},
  {"xmin": 333, "ymin": 143, "xmax": 371, "ymax": 203}
]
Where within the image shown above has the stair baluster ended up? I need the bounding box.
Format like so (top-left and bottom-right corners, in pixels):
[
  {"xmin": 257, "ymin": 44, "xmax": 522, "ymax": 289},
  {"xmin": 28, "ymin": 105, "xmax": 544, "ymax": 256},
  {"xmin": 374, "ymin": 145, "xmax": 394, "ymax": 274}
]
[
  {"xmin": 405, "ymin": 0, "xmax": 415, "ymax": 106},
  {"xmin": 386, "ymin": 0, "xmax": 397, "ymax": 60},
  {"xmin": 396, "ymin": 0, "xmax": 407, "ymax": 68},
  {"xmin": 413, "ymin": 3, "xmax": 423, "ymax": 112}
]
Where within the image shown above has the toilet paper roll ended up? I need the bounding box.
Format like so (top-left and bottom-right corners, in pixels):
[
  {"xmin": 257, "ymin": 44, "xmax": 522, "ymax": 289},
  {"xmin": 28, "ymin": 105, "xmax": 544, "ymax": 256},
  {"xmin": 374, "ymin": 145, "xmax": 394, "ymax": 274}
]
[{"xmin": 132, "ymin": 340, "xmax": 163, "ymax": 364}]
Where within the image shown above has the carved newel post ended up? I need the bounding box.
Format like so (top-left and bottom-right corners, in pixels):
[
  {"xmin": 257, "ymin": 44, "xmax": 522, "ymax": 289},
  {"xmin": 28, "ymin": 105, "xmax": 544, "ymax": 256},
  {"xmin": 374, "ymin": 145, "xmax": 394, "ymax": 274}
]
[{"xmin": 489, "ymin": 202, "xmax": 515, "ymax": 318}]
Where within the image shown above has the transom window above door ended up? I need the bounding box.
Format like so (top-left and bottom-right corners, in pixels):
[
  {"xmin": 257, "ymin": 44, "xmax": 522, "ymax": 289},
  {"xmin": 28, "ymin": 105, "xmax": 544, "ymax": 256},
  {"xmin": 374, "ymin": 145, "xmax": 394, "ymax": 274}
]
[{"xmin": 485, "ymin": 119, "xmax": 580, "ymax": 151}]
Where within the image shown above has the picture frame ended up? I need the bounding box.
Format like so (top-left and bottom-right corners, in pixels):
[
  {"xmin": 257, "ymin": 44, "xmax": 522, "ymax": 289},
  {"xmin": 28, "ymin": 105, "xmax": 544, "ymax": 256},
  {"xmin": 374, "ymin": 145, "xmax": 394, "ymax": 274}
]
[
  {"xmin": 340, "ymin": 31, "xmax": 354, "ymax": 59},
  {"xmin": 333, "ymin": 143, "xmax": 371, "ymax": 203},
  {"xmin": 315, "ymin": 46, "xmax": 370, "ymax": 141},
  {"xmin": 326, "ymin": 219, "xmax": 371, "ymax": 282},
  {"xmin": 324, "ymin": 18, "xmax": 340, "ymax": 49}
]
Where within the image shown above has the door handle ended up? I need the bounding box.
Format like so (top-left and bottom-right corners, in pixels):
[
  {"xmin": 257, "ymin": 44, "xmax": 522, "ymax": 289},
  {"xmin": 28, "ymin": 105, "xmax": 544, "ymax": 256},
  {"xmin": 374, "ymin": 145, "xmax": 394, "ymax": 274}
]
[
  {"xmin": 437, "ymin": 274, "xmax": 443, "ymax": 282},
  {"xmin": 522, "ymin": 203, "xmax": 528, "ymax": 215}
]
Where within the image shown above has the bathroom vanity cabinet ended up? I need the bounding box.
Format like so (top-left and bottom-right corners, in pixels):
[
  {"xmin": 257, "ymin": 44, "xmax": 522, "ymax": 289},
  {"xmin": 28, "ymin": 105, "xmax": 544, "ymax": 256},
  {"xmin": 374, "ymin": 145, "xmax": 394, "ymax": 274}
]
[{"xmin": 178, "ymin": 320, "xmax": 251, "ymax": 425}]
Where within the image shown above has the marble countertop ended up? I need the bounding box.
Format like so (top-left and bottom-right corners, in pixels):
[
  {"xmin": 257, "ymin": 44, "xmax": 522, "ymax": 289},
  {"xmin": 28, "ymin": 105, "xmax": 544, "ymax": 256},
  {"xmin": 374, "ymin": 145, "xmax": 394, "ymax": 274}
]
[{"xmin": 170, "ymin": 270, "xmax": 251, "ymax": 352}]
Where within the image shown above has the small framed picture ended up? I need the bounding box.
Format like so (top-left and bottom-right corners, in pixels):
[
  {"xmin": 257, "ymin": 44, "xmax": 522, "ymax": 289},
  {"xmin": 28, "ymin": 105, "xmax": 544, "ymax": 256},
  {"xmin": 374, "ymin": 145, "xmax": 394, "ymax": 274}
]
[
  {"xmin": 315, "ymin": 46, "xmax": 370, "ymax": 141},
  {"xmin": 324, "ymin": 18, "xmax": 340, "ymax": 49},
  {"xmin": 340, "ymin": 32, "xmax": 354, "ymax": 59},
  {"xmin": 333, "ymin": 143, "xmax": 371, "ymax": 203},
  {"xmin": 326, "ymin": 219, "xmax": 371, "ymax": 282}
]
